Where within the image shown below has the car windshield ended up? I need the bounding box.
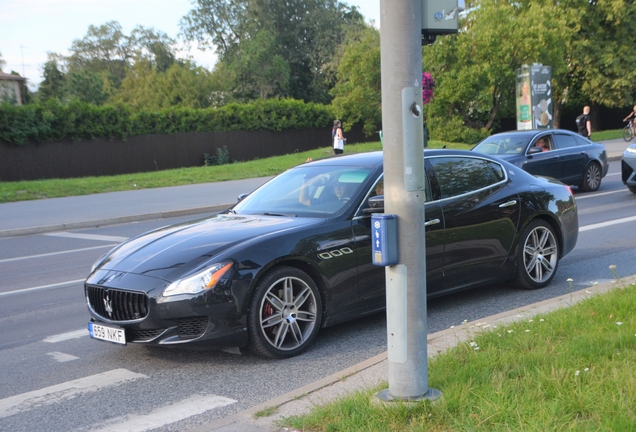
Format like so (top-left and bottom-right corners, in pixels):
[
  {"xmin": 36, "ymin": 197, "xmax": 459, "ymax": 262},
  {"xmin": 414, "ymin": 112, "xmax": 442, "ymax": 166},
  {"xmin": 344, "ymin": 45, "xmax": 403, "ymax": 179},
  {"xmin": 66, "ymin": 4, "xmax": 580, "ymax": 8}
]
[
  {"xmin": 473, "ymin": 134, "xmax": 532, "ymax": 156},
  {"xmin": 232, "ymin": 165, "xmax": 374, "ymax": 218}
]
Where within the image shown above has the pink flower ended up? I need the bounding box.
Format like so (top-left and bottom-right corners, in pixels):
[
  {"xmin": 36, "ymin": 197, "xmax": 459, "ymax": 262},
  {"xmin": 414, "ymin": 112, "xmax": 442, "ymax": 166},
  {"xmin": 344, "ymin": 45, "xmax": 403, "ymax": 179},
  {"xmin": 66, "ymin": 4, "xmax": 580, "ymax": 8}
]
[{"xmin": 422, "ymin": 72, "xmax": 435, "ymax": 105}]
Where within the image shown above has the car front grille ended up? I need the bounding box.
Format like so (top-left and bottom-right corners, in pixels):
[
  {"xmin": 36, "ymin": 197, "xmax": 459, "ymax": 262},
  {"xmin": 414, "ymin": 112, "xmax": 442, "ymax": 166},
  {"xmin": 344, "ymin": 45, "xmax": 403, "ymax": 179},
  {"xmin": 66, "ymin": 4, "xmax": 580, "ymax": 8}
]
[
  {"xmin": 86, "ymin": 285, "xmax": 149, "ymax": 322},
  {"xmin": 177, "ymin": 317, "xmax": 209, "ymax": 339},
  {"xmin": 622, "ymin": 160, "xmax": 634, "ymax": 183}
]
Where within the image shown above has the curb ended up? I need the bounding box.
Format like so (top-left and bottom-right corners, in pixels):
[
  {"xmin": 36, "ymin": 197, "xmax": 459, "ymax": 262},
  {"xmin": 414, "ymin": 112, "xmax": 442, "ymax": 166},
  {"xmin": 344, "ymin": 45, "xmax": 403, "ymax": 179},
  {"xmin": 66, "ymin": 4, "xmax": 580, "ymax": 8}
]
[
  {"xmin": 197, "ymin": 276, "xmax": 632, "ymax": 431},
  {"xmin": 0, "ymin": 204, "xmax": 232, "ymax": 238}
]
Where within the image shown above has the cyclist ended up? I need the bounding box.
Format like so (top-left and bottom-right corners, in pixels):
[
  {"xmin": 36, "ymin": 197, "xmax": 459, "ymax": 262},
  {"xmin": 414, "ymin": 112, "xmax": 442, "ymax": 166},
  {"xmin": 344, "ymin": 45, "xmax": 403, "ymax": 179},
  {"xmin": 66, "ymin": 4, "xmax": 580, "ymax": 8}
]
[{"xmin": 623, "ymin": 105, "xmax": 636, "ymax": 129}]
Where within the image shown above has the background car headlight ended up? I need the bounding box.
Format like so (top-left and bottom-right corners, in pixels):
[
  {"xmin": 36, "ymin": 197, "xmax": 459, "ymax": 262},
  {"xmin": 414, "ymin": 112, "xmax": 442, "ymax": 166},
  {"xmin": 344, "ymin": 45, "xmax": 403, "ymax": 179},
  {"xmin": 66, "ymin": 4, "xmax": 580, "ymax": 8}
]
[{"xmin": 163, "ymin": 262, "xmax": 233, "ymax": 297}]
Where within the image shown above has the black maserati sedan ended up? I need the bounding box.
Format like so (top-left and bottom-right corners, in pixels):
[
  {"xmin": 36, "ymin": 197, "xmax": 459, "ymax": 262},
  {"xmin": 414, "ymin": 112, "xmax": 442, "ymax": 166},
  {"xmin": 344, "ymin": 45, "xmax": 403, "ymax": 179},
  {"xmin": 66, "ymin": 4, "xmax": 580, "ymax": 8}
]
[
  {"xmin": 85, "ymin": 150, "xmax": 579, "ymax": 358},
  {"xmin": 472, "ymin": 129, "xmax": 609, "ymax": 192}
]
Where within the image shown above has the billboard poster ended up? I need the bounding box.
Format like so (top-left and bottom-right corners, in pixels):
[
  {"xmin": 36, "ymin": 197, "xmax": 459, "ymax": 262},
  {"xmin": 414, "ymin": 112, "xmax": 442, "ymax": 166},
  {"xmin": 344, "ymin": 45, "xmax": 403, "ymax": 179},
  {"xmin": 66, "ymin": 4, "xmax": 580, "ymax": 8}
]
[
  {"xmin": 530, "ymin": 65, "xmax": 552, "ymax": 129},
  {"xmin": 516, "ymin": 64, "xmax": 553, "ymax": 130},
  {"xmin": 516, "ymin": 67, "xmax": 532, "ymax": 130}
]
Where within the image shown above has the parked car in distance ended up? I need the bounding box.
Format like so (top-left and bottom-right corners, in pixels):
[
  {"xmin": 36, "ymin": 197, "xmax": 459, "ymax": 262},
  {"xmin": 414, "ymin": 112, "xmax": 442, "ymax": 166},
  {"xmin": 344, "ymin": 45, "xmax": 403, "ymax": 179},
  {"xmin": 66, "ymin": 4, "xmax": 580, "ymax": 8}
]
[
  {"xmin": 621, "ymin": 143, "xmax": 636, "ymax": 194},
  {"xmin": 472, "ymin": 129, "xmax": 609, "ymax": 192},
  {"xmin": 85, "ymin": 150, "xmax": 578, "ymax": 359}
]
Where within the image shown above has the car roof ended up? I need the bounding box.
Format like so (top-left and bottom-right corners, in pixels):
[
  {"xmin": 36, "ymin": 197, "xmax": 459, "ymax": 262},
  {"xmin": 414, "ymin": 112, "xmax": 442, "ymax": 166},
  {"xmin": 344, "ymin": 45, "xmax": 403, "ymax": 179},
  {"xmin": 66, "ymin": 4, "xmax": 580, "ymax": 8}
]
[{"xmin": 303, "ymin": 148, "xmax": 497, "ymax": 169}]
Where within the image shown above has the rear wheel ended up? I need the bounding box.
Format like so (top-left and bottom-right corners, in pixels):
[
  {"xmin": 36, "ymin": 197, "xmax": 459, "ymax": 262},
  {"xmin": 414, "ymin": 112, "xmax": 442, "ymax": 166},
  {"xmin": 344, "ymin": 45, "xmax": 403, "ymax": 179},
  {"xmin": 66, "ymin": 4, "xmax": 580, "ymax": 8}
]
[
  {"xmin": 514, "ymin": 220, "xmax": 559, "ymax": 290},
  {"xmin": 579, "ymin": 162, "xmax": 602, "ymax": 192},
  {"xmin": 247, "ymin": 266, "xmax": 322, "ymax": 359},
  {"xmin": 623, "ymin": 125, "xmax": 634, "ymax": 142}
]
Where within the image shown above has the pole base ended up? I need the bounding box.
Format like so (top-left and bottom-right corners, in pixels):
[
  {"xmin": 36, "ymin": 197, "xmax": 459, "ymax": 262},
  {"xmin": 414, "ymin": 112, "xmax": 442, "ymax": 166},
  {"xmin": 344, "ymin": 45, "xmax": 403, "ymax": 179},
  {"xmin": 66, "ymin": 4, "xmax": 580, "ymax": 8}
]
[{"xmin": 373, "ymin": 388, "xmax": 442, "ymax": 406}]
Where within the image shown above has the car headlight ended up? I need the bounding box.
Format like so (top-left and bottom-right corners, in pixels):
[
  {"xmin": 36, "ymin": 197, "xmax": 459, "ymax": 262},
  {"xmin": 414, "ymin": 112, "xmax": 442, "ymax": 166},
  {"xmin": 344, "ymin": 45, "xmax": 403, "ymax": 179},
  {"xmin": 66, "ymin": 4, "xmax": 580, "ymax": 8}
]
[
  {"xmin": 163, "ymin": 262, "xmax": 233, "ymax": 297},
  {"xmin": 625, "ymin": 147, "xmax": 636, "ymax": 155}
]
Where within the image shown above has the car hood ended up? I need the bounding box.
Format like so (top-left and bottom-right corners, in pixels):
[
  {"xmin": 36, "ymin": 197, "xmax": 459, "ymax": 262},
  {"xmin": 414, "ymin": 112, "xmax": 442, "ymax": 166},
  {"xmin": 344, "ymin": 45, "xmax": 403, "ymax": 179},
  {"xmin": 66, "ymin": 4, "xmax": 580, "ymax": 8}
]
[{"xmin": 92, "ymin": 214, "xmax": 323, "ymax": 280}]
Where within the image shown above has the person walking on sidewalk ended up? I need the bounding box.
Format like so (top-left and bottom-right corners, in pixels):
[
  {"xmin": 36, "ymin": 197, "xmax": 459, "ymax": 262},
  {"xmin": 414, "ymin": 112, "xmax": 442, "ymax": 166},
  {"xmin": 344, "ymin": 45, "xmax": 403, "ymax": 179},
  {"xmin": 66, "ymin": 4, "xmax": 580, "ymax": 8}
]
[
  {"xmin": 576, "ymin": 106, "xmax": 592, "ymax": 138},
  {"xmin": 332, "ymin": 120, "xmax": 346, "ymax": 155}
]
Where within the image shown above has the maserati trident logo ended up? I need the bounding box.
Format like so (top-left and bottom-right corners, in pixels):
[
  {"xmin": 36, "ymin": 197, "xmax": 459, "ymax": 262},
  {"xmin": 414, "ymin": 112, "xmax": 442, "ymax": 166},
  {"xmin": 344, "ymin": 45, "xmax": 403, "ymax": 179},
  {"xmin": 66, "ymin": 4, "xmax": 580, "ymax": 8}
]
[{"xmin": 103, "ymin": 292, "xmax": 113, "ymax": 318}]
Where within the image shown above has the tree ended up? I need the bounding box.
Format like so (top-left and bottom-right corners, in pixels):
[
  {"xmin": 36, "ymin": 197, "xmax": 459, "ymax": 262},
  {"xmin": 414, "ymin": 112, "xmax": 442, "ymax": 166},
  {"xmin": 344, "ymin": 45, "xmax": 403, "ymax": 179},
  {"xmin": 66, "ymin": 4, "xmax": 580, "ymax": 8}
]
[
  {"xmin": 37, "ymin": 58, "xmax": 67, "ymax": 102},
  {"xmin": 226, "ymin": 29, "xmax": 290, "ymax": 100},
  {"xmin": 330, "ymin": 26, "xmax": 381, "ymax": 136},
  {"xmin": 180, "ymin": 0, "xmax": 366, "ymax": 103},
  {"xmin": 0, "ymin": 51, "xmax": 5, "ymax": 71},
  {"xmin": 424, "ymin": 0, "xmax": 575, "ymax": 141},
  {"xmin": 110, "ymin": 60, "xmax": 216, "ymax": 110},
  {"xmin": 565, "ymin": 0, "xmax": 636, "ymax": 109}
]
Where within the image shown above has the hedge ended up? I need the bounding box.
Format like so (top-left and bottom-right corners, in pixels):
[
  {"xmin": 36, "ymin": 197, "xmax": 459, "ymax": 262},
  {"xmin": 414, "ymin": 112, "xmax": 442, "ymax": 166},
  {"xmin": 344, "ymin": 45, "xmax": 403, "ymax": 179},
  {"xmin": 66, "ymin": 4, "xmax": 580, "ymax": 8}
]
[{"xmin": 0, "ymin": 98, "xmax": 335, "ymax": 146}]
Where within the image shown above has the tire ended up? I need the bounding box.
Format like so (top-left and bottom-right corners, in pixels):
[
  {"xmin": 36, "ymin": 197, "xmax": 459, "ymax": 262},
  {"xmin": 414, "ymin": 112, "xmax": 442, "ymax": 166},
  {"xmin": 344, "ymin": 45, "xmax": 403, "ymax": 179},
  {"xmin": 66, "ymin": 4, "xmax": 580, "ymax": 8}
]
[
  {"xmin": 628, "ymin": 186, "xmax": 636, "ymax": 194},
  {"xmin": 247, "ymin": 266, "xmax": 322, "ymax": 359},
  {"xmin": 579, "ymin": 162, "xmax": 602, "ymax": 192},
  {"xmin": 514, "ymin": 220, "xmax": 559, "ymax": 290},
  {"xmin": 623, "ymin": 125, "xmax": 634, "ymax": 142}
]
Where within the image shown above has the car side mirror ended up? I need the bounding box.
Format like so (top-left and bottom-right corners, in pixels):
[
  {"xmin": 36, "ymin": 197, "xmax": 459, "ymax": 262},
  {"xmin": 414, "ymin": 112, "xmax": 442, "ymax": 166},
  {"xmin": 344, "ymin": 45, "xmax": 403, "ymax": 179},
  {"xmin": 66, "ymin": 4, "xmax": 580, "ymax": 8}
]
[
  {"xmin": 527, "ymin": 146, "xmax": 543, "ymax": 155},
  {"xmin": 237, "ymin": 193, "xmax": 249, "ymax": 202},
  {"xmin": 363, "ymin": 195, "xmax": 384, "ymax": 213}
]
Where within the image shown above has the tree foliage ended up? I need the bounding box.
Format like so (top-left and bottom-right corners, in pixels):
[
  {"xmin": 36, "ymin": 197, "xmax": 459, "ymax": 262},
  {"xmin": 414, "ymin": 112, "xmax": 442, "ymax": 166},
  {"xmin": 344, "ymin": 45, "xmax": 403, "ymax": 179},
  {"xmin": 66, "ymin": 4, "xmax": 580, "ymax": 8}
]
[
  {"xmin": 330, "ymin": 26, "xmax": 381, "ymax": 136},
  {"xmin": 180, "ymin": 0, "xmax": 366, "ymax": 103}
]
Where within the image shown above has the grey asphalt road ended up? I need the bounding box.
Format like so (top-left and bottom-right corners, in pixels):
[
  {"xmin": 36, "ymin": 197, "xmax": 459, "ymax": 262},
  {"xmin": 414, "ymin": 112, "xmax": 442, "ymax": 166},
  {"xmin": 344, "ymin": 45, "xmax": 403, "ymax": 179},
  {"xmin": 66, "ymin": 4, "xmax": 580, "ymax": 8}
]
[{"xmin": 0, "ymin": 138, "xmax": 629, "ymax": 238}]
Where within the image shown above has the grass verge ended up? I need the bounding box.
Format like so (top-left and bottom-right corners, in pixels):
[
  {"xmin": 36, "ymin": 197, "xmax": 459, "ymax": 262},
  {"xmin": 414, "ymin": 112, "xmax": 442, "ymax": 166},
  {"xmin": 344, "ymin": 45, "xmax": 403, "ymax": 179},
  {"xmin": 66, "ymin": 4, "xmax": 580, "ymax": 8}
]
[
  {"xmin": 283, "ymin": 278, "xmax": 636, "ymax": 431},
  {"xmin": 0, "ymin": 140, "xmax": 469, "ymax": 204},
  {"xmin": 591, "ymin": 129, "xmax": 623, "ymax": 142}
]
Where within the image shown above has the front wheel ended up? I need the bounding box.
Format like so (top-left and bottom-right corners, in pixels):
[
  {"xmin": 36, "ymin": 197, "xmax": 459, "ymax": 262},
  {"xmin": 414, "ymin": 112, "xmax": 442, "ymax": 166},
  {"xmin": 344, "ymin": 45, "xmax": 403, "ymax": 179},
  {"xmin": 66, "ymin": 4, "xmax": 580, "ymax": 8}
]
[
  {"xmin": 514, "ymin": 220, "xmax": 560, "ymax": 290},
  {"xmin": 623, "ymin": 125, "xmax": 634, "ymax": 142},
  {"xmin": 579, "ymin": 162, "xmax": 602, "ymax": 192},
  {"xmin": 628, "ymin": 186, "xmax": 636, "ymax": 194},
  {"xmin": 247, "ymin": 266, "xmax": 322, "ymax": 359}
]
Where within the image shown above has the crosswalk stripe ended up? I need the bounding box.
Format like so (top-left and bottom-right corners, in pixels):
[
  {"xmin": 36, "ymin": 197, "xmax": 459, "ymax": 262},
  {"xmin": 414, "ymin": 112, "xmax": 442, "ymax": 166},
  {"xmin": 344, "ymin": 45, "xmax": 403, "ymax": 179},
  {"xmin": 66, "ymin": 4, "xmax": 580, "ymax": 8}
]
[
  {"xmin": 0, "ymin": 368, "xmax": 147, "ymax": 419},
  {"xmin": 43, "ymin": 329, "xmax": 87, "ymax": 343},
  {"xmin": 47, "ymin": 351, "xmax": 79, "ymax": 362},
  {"xmin": 91, "ymin": 394, "xmax": 237, "ymax": 432}
]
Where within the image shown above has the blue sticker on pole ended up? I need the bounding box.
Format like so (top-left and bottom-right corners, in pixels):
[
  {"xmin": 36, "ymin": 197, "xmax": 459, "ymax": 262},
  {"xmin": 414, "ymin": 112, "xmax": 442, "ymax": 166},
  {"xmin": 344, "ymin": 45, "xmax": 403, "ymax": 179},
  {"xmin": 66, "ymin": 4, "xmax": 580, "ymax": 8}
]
[{"xmin": 371, "ymin": 214, "xmax": 398, "ymax": 266}]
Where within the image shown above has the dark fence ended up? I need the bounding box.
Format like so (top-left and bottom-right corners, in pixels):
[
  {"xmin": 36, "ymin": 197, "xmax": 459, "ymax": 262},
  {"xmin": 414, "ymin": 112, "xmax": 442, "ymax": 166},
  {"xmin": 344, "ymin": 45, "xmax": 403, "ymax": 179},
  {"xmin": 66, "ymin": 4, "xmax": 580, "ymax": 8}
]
[{"xmin": 0, "ymin": 126, "xmax": 376, "ymax": 182}]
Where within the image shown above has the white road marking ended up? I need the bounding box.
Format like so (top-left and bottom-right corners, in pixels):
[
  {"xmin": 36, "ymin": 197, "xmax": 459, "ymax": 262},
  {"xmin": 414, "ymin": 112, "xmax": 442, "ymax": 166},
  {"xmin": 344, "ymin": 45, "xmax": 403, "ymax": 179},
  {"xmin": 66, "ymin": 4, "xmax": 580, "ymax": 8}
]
[
  {"xmin": 0, "ymin": 244, "xmax": 118, "ymax": 264},
  {"xmin": 47, "ymin": 352, "xmax": 79, "ymax": 362},
  {"xmin": 91, "ymin": 394, "xmax": 237, "ymax": 432},
  {"xmin": 43, "ymin": 329, "xmax": 87, "ymax": 343},
  {"xmin": 0, "ymin": 279, "xmax": 85, "ymax": 297},
  {"xmin": 575, "ymin": 189, "xmax": 630, "ymax": 200},
  {"xmin": 579, "ymin": 215, "xmax": 636, "ymax": 232},
  {"xmin": 0, "ymin": 369, "xmax": 147, "ymax": 419},
  {"xmin": 45, "ymin": 232, "xmax": 128, "ymax": 242}
]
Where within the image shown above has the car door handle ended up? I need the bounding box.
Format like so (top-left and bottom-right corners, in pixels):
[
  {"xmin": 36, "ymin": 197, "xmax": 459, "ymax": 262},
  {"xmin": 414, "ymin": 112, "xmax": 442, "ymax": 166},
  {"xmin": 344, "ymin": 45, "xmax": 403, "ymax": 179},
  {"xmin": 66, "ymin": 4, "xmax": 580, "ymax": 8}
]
[
  {"xmin": 499, "ymin": 200, "xmax": 517, "ymax": 208},
  {"xmin": 425, "ymin": 218, "xmax": 441, "ymax": 226}
]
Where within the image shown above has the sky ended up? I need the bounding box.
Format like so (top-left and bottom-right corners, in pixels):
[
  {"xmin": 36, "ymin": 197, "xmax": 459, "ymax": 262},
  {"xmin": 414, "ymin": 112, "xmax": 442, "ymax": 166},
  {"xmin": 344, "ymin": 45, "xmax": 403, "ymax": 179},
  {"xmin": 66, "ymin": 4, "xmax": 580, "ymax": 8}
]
[{"xmin": 1, "ymin": 0, "xmax": 380, "ymax": 90}]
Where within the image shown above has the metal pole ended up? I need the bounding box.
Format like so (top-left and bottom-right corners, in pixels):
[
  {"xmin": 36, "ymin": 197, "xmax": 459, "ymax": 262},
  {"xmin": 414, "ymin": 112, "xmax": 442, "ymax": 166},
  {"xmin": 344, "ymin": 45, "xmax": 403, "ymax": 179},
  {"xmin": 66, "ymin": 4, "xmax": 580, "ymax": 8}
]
[{"xmin": 376, "ymin": 0, "xmax": 440, "ymax": 402}]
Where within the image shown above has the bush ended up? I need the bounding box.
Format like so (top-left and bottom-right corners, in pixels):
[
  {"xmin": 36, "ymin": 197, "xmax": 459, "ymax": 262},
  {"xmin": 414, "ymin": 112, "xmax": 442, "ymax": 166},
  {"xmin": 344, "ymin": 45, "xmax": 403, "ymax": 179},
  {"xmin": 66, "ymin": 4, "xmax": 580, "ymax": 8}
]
[{"xmin": 0, "ymin": 99, "xmax": 335, "ymax": 146}]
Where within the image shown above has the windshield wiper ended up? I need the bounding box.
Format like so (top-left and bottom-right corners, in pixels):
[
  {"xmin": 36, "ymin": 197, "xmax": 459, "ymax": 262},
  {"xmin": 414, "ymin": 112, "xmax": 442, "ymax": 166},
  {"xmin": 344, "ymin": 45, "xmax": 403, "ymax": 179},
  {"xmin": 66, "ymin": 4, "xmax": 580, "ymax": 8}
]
[{"xmin": 263, "ymin": 212, "xmax": 297, "ymax": 217}]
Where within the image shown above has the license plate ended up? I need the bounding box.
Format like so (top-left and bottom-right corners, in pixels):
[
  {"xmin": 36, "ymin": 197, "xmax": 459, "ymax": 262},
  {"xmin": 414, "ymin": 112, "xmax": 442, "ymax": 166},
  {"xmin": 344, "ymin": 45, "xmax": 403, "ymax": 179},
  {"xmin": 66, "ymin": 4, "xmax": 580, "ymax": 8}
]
[{"xmin": 88, "ymin": 322, "xmax": 126, "ymax": 345}]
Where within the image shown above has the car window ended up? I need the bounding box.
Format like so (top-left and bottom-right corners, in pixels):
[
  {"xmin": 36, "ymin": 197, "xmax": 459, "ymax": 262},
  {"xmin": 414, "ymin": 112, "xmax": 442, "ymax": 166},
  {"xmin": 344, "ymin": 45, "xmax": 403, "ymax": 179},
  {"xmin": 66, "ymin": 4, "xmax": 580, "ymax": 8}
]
[
  {"xmin": 233, "ymin": 165, "xmax": 374, "ymax": 217},
  {"xmin": 473, "ymin": 134, "xmax": 530, "ymax": 156},
  {"xmin": 553, "ymin": 134, "xmax": 578, "ymax": 149},
  {"xmin": 428, "ymin": 157, "xmax": 506, "ymax": 200},
  {"xmin": 573, "ymin": 134, "xmax": 592, "ymax": 146}
]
